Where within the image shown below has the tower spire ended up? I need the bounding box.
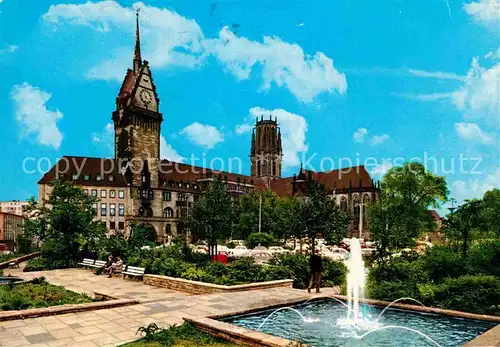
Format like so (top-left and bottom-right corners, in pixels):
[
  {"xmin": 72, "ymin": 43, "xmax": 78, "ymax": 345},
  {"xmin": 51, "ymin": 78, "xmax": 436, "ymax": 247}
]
[{"xmin": 133, "ymin": 8, "xmax": 142, "ymax": 73}]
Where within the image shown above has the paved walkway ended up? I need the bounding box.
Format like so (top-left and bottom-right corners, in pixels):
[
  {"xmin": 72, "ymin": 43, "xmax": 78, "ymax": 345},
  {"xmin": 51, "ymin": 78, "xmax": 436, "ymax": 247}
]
[{"xmin": 0, "ymin": 266, "xmax": 314, "ymax": 347}]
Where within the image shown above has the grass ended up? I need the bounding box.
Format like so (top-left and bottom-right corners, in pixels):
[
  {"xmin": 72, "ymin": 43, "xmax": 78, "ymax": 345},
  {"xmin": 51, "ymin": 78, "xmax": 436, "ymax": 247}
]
[
  {"xmin": 0, "ymin": 277, "xmax": 94, "ymax": 311},
  {"xmin": 123, "ymin": 323, "xmax": 236, "ymax": 347}
]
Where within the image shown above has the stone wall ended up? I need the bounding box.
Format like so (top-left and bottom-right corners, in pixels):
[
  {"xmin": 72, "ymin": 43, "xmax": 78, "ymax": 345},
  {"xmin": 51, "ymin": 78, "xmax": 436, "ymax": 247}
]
[{"xmin": 143, "ymin": 274, "xmax": 293, "ymax": 295}]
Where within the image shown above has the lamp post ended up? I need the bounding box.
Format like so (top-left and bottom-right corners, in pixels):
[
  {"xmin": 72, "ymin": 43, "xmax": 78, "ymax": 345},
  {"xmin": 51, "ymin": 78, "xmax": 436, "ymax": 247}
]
[
  {"xmin": 448, "ymin": 198, "xmax": 457, "ymax": 214},
  {"xmin": 354, "ymin": 201, "xmax": 367, "ymax": 239}
]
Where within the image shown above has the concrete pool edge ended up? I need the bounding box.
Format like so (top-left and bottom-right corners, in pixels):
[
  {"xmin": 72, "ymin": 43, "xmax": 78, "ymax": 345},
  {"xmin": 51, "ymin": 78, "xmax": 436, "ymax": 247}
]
[
  {"xmin": 184, "ymin": 316, "xmax": 297, "ymax": 347},
  {"xmin": 188, "ymin": 292, "xmax": 499, "ymax": 347}
]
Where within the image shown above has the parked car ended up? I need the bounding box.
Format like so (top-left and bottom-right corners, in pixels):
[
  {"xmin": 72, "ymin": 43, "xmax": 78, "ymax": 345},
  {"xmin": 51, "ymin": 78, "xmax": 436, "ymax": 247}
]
[
  {"xmin": 268, "ymin": 246, "xmax": 287, "ymax": 254},
  {"xmin": 232, "ymin": 245, "xmax": 250, "ymax": 257}
]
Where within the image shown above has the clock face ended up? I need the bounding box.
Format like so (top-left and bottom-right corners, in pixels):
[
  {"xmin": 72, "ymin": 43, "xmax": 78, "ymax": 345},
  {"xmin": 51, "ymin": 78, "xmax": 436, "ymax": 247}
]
[{"xmin": 139, "ymin": 89, "xmax": 153, "ymax": 105}]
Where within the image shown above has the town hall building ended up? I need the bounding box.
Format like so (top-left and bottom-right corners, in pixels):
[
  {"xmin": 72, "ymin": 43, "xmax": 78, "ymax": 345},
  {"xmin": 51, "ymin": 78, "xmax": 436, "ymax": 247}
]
[{"xmin": 38, "ymin": 14, "xmax": 379, "ymax": 242}]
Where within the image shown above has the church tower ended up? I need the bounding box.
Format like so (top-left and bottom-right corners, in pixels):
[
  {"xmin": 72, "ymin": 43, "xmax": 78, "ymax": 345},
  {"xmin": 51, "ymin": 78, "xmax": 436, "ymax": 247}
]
[
  {"xmin": 250, "ymin": 115, "xmax": 282, "ymax": 179},
  {"xmin": 113, "ymin": 12, "xmax": 162, "ymax": 216}
]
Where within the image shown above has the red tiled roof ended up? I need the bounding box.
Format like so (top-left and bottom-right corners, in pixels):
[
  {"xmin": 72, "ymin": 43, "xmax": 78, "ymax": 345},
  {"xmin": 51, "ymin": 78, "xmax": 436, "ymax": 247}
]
[
  {"xmin": 38, "ymin": 156, "xmax": 128, "ymax": 187},
  {"xmin": 158, "ymin": 160, "xmax": 259, "ymax": 186},
  {"xmin": 428, "ymin": 210, "xmax": 441, "ymax": 221},
  {"xmin": 308, "ymin": 166, "xmax": 374, "ymax": 190}
]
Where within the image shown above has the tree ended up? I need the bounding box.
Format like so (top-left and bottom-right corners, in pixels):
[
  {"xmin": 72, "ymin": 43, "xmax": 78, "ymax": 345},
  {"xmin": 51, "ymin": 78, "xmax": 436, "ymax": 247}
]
[
  {"xmin": 186, "ymin": 178, "xmax": 233, "ymax": 258},
  {"xmin": 233, "ymin": 190, "xmax": 294, "ymax": 241},
  {"xmin": 367, "ymin": 162, "xmax": 448, "ymax": 260},
  {"xmin": 128, "ymin": 222, "xmax": 157, "ymax": 250},
  {"xmin": 23, "ymin": 180, "xmax": 106, "ymax": 267},
  {"xmin": 443, "ymin": 199, "xmax": 484, "ymax": 257},
  {"xmin": 482, "ymin": 189, "xmax": 500, "ymax": 238},
  {"xmin": 291, "ymin": 183, "xmax": 350, "ymax": 254}
]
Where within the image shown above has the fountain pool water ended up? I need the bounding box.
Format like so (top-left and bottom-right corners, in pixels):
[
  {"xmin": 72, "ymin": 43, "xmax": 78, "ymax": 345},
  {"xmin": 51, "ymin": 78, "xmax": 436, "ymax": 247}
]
[{"xmin": 220, "ymin": 238, "xmax": 496, "ymax": 346}]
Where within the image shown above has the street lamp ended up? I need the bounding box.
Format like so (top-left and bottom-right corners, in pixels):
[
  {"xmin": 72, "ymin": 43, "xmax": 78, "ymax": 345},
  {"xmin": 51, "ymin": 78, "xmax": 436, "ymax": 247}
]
[
  {"xmin": 448, "ymin": 198, "xmax": 457, "ymax": 214},
  {"xmin": 354, "ymin": 201, "xmax": 367, "ymax": 239}
]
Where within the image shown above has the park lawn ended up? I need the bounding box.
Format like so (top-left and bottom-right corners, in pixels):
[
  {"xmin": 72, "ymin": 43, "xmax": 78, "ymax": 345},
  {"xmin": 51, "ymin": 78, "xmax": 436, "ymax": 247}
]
[
  {"xmin": 124, "ymin": 323, "xmax": 236, "ymax": 347},
  {"xmin": 0, "ymin": 278, "xmax": 94, "ymax": 311}
]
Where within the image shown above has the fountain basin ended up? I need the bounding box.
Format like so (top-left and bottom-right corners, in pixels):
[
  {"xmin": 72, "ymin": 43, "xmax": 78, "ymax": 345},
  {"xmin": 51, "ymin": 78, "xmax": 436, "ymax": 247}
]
[{"xmin": 220, "ymin": 299, "xmax": 497, "ymax": 347}]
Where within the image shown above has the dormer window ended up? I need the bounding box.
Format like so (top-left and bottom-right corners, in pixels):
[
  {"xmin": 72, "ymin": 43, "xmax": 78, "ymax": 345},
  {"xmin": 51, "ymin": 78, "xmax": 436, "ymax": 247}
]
[
  {"xmin": 83, "ymin": 174, "xmax": 90, "ymax": 181},
  {"xmin": 96, "ymin": 175, "xmax": 103, "ymax": 181},
  {"xmin": 108, "ymin": 175, "xmax": 114, "ymax": 182},
  {"xmin": 72, "ymin": 173, "xmax": 78, "ymax": 180},
  {"xmin": 186, "ymin": 183, "xmax": 190, "ymax": 188}
]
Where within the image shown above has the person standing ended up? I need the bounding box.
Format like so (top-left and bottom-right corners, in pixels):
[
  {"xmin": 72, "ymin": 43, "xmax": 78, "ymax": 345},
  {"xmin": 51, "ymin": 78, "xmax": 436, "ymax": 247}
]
[{"xmin": 308, "ymin": 249, "xmax": 323, "ymax": 293}]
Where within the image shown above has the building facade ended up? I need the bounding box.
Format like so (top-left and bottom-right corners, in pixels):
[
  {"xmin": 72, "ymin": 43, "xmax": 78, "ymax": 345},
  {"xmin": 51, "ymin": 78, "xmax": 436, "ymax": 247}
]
[
  {"xmin": 38, "ymin": 14, "xmax": 379, "ymax": 242},
  {"xmin": 0, "ymin": 201, "xmax": 29, "ymax": 217},
  {"xmin": 0, "ymin": 212, "xmax": 25, "ymax": 250}
]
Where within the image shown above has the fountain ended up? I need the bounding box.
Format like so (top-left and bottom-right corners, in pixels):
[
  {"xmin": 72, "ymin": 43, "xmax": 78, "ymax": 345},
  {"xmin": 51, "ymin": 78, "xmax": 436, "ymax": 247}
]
[
  {"xmin": 345, "ymin": 237, "xmax": 367, "ymax": 323},
  {"xmin": 222, "ymin": 237, "xmax": 496, "ymax": 346}
]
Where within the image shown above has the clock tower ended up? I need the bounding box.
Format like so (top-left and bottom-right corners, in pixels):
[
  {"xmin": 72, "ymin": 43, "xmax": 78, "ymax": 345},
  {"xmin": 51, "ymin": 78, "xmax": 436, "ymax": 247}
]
[{"xmin": 113, "ymin": 11, "xmax": 162, "ymax": 216}]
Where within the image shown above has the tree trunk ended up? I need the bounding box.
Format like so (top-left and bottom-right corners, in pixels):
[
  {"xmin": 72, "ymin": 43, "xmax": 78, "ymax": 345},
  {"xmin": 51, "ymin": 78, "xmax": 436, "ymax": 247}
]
[{"xmin": 462, "ymin": 229, "xmax": 469, "ymax": 257}]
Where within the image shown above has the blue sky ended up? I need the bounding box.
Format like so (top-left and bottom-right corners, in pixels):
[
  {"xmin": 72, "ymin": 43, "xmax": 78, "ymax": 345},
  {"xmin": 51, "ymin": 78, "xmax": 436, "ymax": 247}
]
[{"xmin": 0, "ymin": 0, "xmax": 499, "ymax": 213}]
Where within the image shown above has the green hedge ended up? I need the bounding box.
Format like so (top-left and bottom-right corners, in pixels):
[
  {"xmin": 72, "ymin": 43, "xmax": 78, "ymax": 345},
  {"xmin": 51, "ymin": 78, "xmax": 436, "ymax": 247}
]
[
  {"xmin": 367, "ymin": 241, "xmax": 500, "ymax": 315},
  {"xmin": 269, "ymin": 252, "xmax": 346, "ymax": 289}
]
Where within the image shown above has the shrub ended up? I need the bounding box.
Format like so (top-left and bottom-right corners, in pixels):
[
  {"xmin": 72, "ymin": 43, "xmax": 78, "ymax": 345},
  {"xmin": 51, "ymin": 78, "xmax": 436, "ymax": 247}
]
[
  {"xmin": 467, "ymin": 241, "xmax": 500, "ymax": 277},
  {"xmin": 0, "ymin": 278, "xmax": 93, "ymax": 311},
  {"xmin": 420, "ymin": 246, "xmax": 466, "ymax": 282},
  {"xmin": 367, "ymin": 280, "xmax": 420, "ymax": 302},
  {"xmin": 419, "ymin": 275, "xmax": 500, "ymax": 314},
  {"xmin": 246, "ymin": 233, "xmax": 277, "ymax": 249},
  {"xmin": 24, "ymin": 257, "xmax": 75, "ymax": 272},
  {"xmin": 269, "ymin": 253, "xmax": 346, "ymax": 289},
  {"xmin": 369, "ymin": 257, "xmax": 429, "ymax": 284}
]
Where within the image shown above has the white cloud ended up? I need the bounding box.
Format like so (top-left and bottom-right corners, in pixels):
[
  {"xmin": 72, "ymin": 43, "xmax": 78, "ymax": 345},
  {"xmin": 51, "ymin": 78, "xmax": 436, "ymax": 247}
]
[
  {"xmin": 160, "ymin": 135, "xmax": 184, "ymax": 162},
  {"xmin": 245, "ymin": 107, "xmax": 308, "ymax": 168},
  {"xmin": 42, "ymin": 2, "xmax": 346, "ymax": 102},
  {"xmin": 407, "ymin": 68, "xmax": 465, "ymax": 81},
  {"xmin": 451, "ymin": 168, "xmax": 500, "ymax": 203},
  {"xmin": 0, "ymin": 45, "xmax": 18, "ymax": 54},
  {"xmin": 452, "ymin": 57, "xmax": 500, "ymax": 125},
  {"xmin": 91, "ymin": 123, "xmax": 114, "ymax": 154},
  {"xmin": 485, "ymin": 47, "xmax": 500, "ymax": 60},
  {"xmin": 464, "ymin": 0, "xmax": 500, "ymax": 30},
  {"xmin": 203, "ymin": 26, "xmax": 346, "ymax": 103},
  {"xmin": 370, "ymin": 134, "xmax": 390, "ymax": 146},
  {"xmin": 353, "ymin": 128, "xmax": 368, "ymax": 143},
  {"xmin": 395, "ymin": 92, "xmax": 455, "ymax": 101},
  {"xmin": 179, "ymin": 122, "xmax": 224, "ymax": 149},
  {"xmin": 10, "ymin": 82, "xmax": 63, "ymax": 149},
  {"xmin": 370, "ymin": 160, "xmax": 393, "ymax": 178},
  {"xmin": 455, "ymin": 122, "xmax": 494, "ymax": 144},
  {"xmin": 44, "ymin": 1, "xmax": 204, "ymax": 81},
  {"xmin": 235, "ymin": 123, "xmax": 253, "ymax": 135}
]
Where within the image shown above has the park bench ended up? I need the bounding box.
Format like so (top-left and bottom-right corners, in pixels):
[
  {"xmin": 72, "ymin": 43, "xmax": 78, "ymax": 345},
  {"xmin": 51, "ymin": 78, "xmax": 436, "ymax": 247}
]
[
  {"xmin": 122, "ymin": 265, "xmax": 145, "ymax": 280},
  {"xmin": 94, "ymin": 260, "xmax": 107, "ymax": 268},
  {"xmin": 77, "ymin": 258, "xmax": 96, "ymax": 268}
]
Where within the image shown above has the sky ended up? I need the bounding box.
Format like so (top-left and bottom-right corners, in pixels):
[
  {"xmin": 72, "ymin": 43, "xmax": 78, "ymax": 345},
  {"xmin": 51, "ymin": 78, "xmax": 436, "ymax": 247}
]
[{"xmin": 0, "ymin": 0, "xmax": 499, "ymax": 214}]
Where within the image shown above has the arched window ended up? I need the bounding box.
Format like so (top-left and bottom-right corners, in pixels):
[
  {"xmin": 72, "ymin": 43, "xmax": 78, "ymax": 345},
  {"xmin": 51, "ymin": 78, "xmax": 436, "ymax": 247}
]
[{"xmin": 163, "ymin": 207, "xmax": 173, "ymax": 218}]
